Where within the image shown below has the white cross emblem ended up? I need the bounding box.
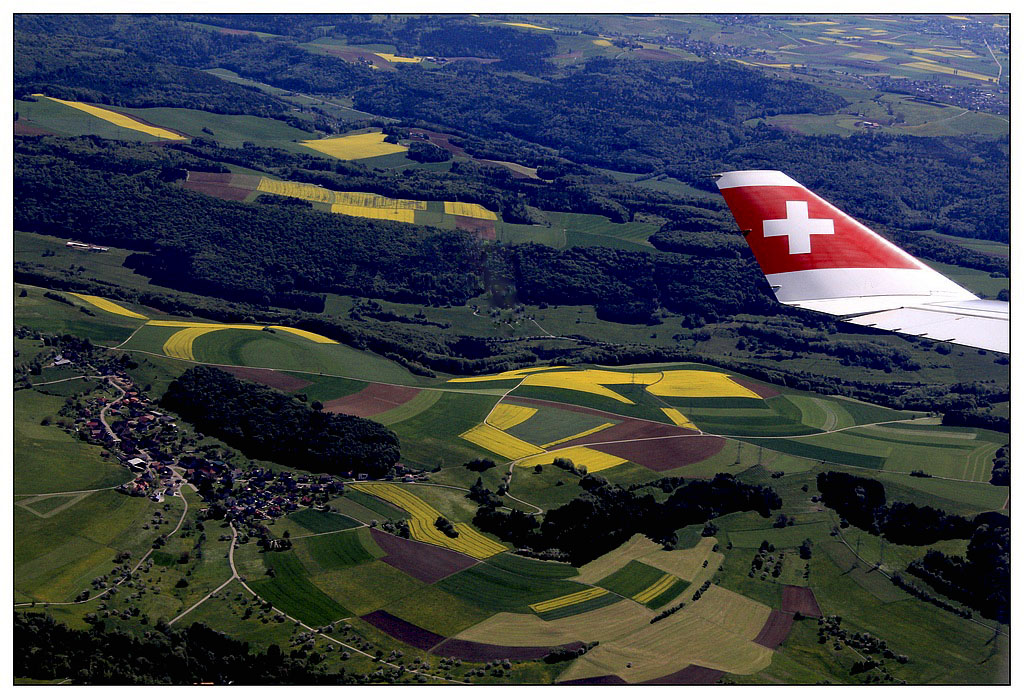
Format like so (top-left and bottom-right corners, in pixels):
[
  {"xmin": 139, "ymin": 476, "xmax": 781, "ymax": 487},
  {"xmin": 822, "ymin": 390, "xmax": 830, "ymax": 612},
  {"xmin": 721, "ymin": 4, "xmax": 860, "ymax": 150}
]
[{"xmin": 762, "ymin": 200, "xmax": 834, "ymax": 254}]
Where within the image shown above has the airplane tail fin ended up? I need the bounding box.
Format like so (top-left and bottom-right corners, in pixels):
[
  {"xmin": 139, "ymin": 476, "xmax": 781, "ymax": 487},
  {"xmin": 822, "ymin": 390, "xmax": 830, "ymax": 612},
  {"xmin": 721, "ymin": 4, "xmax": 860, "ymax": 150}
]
[
  {"xmin": 713, "ymin": 170, "xmax": 976, "ymax": 316},
  {"xmin": 713, "ymin": 170, "xmax": 1008, "ymax": 353}
]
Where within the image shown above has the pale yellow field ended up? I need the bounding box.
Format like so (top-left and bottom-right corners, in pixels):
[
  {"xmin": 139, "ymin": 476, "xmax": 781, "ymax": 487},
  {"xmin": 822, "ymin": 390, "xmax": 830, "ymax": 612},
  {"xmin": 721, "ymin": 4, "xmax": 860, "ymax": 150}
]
[
  {"xmin": 592, "ymin": 39, "xmax": 612, "ymax": 46},
  {"xmin": 573, "ymin": 534, "xmax": 663, "ymax": 585},
  {"xmin": 911, "ymin": 47, "xmax": 976, "ymax": 59},
  {"xmin": 443, "ymin": 201, "xmax": 499, "ymax": 220},
  {"xmin": 456, "ymin": 599, "xmax": 655, "ymax": 646},
  {"xmin": 331, "ymin": 205, "xmax": 416, "ymax": 223},
  {"xmin": 687, "ymin": 585, "xmax": 772, "ymax": 639},
  {"xmin": 847, "ymin": 52, "xmax": 888, "ymax": 61},
  {"xmin": 660, "ymin": 408, "xmax": 696, "ymax": 430},
  {"xmin": 556, "ymin": 604, "xmax": 773, "ymax": 683},
  {"xmin": 632, "ymin": 573, "xmax": 679, "ymax": 605},
  {"xmin": 460, "ymin": 423, "xmax": 543, "ymax": 460},
  {"xmin": 529, "ymin": 587, "xmax": 610, "ymax": 613},
  {"xmin": 503, "ymin": 22, "xmax": 553, "ymax": 30},
  {"xmin": 487, "ymin": 404, "xmax": 538, "ymax": 430},
  {"xmin": 901, "ymin": 61, "xmax": 996, "ymax": 82},
  {"xmin": 300, "ymin": 131, "xmax": 407, "ymax": 160},
  {"xmin": 787, "ymin": 20, "xmax": 837, "ymax": 25},
  {"xmin": 69, "ymin": 294, "xmax": 149, "ymax": 319},
  {"xmin": 871, "ymin": 39, "xmax": 905, "ymax": 45},
  {"xmin": 35, "ymin": 95, "xmax": 186, "ymax": 140},
  {"xmin": 374, "ymin": 52, "xmax": 422, "ymax": 63},
  {"xmin": 349, "ymin": 483, "xmax": 506, "ymax": 558},
  {"xmin": 515, "ymin": 446, "xmax": 626, "ymax": 474},
  {"xmin": 636, "ymin": 537, "xmax": 721, "ymax": 583},
  {"xmin": 541, "ymin": 422, "xmax": 616, "ymax": 449}
]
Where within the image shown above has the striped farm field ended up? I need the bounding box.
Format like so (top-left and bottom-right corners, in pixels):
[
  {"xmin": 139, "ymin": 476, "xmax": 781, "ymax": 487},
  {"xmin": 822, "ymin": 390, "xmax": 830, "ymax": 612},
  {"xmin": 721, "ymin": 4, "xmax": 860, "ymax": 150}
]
[
  {"xmin": 33, "ymin": 95, "xmax": 186, "ymax": 140},
  {"xmin": 348, "ymin": 483, "xmax": 506, "ymax": 558},
  {"xmin": 515, "ymin": 446, "xmax": 626, "ymax": 473},
  {"xmin": 455, "ymin": 599, "xmax": 654, "ymax": 648},
  {"xmin": 443, "ymin": 201, "xmax": 499, "ymax": 220},
  {"xmin": 632, "ymin": 573, "xmax": 683, "ymax": 606},
  {"xmin": 162, "ymin": 325, "xmax": 224, "ymax": 361},
  {"xmin": 300, "ymin": 131, "xmax": 407, "ymax": 160},
  {"xmin": 487, "ymin": 403, "xmax": 538, "ymax": 430},
  {"xmin": 529, "ymin": 587, "xmax": 610, "ymax": 614},
  {"xmin": 257, "ymin": 177, "xmax": 427, "ymax": 222},
  {"xmin": 69, "ymin": 294, "xmax": 148, "ymax": 319},
  {"xmin": 438, "ymin": 561, "xmax": 589, "ymax": 614},
  {"xmin": 250, "ymin": 551, "xmax": 350, "ymax": 627},
  {"xmin": 459, "ymin": 423, "xmax": 543, "ymax": 460}
]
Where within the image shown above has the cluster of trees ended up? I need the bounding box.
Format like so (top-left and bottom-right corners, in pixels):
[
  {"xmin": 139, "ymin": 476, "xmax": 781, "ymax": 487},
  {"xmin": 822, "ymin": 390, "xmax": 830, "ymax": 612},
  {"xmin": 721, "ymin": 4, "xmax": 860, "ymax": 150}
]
[
  {"xmin": 815, "ymin": 471, "xmax": 986, "ymax": 545},
  {"xmin": 989, "ymin": 444, "xmax": 1009, "ymax": 486},
  {"xmin": 474, "ymin": 472, "xmax": 780, "ymax": 565},
  {"xmin": 14, "ymin": 615, "xmax": 345, "ymax": 684},
  {"xmin": 735, "ymin": 322, "xmax": 922, "ymax": 372},
  {"xmin": 906, "ymin": 521, "xmax": 1009, "ymax": 623},
  {"xmin": 161, "ymin": 366, "xmax": 400, "ymax": 477}
]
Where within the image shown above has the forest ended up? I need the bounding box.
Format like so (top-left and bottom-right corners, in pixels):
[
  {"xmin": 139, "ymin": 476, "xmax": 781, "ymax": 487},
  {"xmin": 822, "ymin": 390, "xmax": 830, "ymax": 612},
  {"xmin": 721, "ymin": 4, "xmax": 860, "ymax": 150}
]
[
  {"xmin": 474, "ymin": 472, "xmax": 781, "ymax": 565},
  {"xmin": 161, "ymin": 366, "xmax": 401, "ymax": 477}
]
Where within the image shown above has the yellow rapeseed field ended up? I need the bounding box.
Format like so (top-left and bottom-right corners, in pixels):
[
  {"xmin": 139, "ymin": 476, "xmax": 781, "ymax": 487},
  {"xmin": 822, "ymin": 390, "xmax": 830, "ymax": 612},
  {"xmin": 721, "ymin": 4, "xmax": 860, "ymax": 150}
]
[
  {"xmin": 349, "ymin": 483, "xmax": 506, "ymax": 558},
  {"xmin": 330, "ymin": 204, "xmax": 416, "ymax": 223},
  {"xmin": 35, "ymin": 95, "xmax": 186, "ymax": 140},
  {"xmin": 660, "ymin": 408, "xmax": 697, "ymax": 430},
  {"xmin": 647, "ymin": 370, "xmax": 760, "ymax": 399},
  {"xmin": 443, "ymin": 201, "xmax": 499, "ymax": 220},
  {"xmin": 516, "ymin": 446, "xmax": 626, "ymax": 474},
  {"xmin": 374, "ymin": 52, "xmax": 422, "ymax": 63},
  {"xmin": 632, "ymin": 573, "xmax": 679, "ymax": 604},
  {"xmin": 502, "ymin": 22, "xmax": 554, "ymax": 30},
  {"xmin": 488, "ymin": 404, "xmax": 538, "ymax": 430},
  {"xmin": 449, "ymin": 367, "xmax": 758, "ymax": 404},
  {"xmin": 162, "ymin": 326, "xmax": 225, "ymax": 361},
  {"xmin": 460, "ymin": 424, "xmax": 543, "ymax": 460},
  {"xmin": 69, "ymin": 294, "xmax": 149, "ymax": 319},
  {"xmin": 592, "ymin": 38, "xmax": 613, "ymax": 46},
  {"xmin": 541, "ymin": 422, "xmax": 615, "ymax": 449},
  {"xmin": 300, "ymin": 131, "xmax": 407, "ymax": 160},
  {"xmin": 529, "ymin": 587, "xmax": 610, "ymax": 613},
  {"xmin": 150, "ymin": 320, "xmax": 337, "ymax": 360}
]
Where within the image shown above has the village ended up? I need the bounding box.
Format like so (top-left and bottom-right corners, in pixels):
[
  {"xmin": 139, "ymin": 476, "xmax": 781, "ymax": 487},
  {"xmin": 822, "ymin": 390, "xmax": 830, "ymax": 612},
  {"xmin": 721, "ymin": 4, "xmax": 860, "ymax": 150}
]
[{"xmin": 34, "ymin": 334, "xmax": 429, "ymax": 535}]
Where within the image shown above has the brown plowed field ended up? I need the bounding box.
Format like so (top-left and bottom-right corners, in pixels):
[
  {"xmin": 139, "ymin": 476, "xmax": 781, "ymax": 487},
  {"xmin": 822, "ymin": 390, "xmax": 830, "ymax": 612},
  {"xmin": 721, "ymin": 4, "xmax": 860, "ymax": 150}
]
[
  {"xmin": 642, "ymin": 665, "xmax": 724, "ymax": 684},
  {"xmin": 14, "ymin": 121, "xmax": 54, "ymax": 136},
  {"xmin": 753, "ymin": 609, "xmax": 794, "ymax": 649},
  {"xmin": 370, "ymin": 529, "xmax": 477, "ymax": 583},
  {"xmin": 409, "ymin": 129, "xmax": 467, "ymax": 157},
  {"xmin": 322, "ymin": 382, "xmax": 421, "ymax": 417},
  {"xmin": 361, "ymin": 610, "xmax": 445, "ymax": 650},
  {"xmin": 454, "ymin": 216, "xmax": 496, "ymax": 240},
  {"xmin": 782, "ymin": 585, "xmax": 822, "ymax": 618},
  {"xmin": 430, "ymin": 638, "xmax": 585, "ymax": 663},
  {"xmin": 730, "ymin": 376, "xmax": 781, "ymax": 398},
  {"xmin": 220, "ymin": 366, "xmax": 311, "ymax": 392},
  {"xmin": 182, "ymin": 171, "xmax": 257, "ymax": 202}
]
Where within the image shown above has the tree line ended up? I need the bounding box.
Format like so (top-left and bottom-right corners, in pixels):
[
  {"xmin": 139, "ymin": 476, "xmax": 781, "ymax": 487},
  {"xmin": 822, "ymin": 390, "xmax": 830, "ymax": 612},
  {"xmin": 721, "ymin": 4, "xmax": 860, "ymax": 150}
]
[{"xmin": 161, "ymin": 366, "xmax": 400, "ymax": 477}]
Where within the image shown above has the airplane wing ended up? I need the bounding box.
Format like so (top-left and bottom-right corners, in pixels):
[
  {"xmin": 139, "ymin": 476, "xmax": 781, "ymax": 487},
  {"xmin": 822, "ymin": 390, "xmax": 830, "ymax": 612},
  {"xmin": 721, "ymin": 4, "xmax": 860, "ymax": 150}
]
[{"xmin": 714, "ymin": 170, "xmax": 1009, "ymax": 354}]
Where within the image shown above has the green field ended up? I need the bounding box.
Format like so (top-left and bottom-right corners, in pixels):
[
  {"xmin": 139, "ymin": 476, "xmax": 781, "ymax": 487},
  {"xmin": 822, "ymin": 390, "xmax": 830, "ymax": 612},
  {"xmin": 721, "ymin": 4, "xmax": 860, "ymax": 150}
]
[
  {"xmin": 596, "ymin": 560, "xmax": 667, "ymax": 598},
  {"xmin": 311, "ymin": 561, "xmax": 425, "ymax": 616},
  {"xmin": 389, "ymin": 391, "xmax": 501, "ymax": 469},
  {"xmin": 249, "ymin": 551, "xmax": 351, "ymax": 627},
  {"xmin": 438, "ymin": 562, "xmax": 591, "ymax": 614},
  {"xmin": 14, "ymin": 390, "xmax": 130, "ymax": 494},
  {"xmin": 285, "ymin": 508, "xmax": 362, "ymax": 535},
  {"xmin": 506, "ymin": 405, "xmax": 619, "ymax": 447},
  {"xmin": 291, "ymin": 528, "xmax": 381, "ymax": 575}
]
